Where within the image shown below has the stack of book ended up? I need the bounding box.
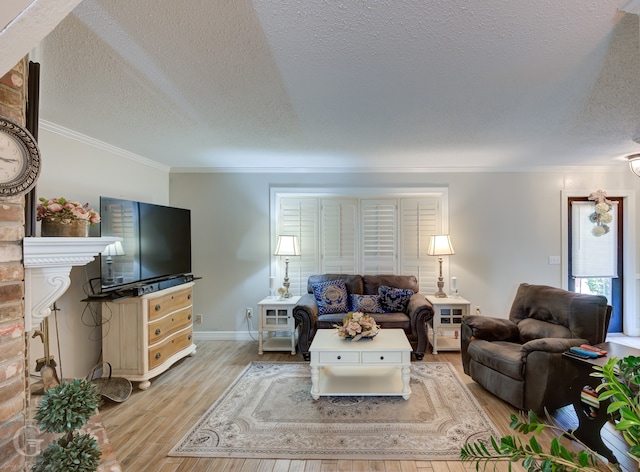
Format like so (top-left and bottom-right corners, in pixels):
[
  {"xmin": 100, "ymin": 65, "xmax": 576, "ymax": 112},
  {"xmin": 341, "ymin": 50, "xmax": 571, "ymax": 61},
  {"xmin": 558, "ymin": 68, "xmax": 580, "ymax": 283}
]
[{"xmin": 580, "ymin": 385, "xmax": 600, "ymax": 417}]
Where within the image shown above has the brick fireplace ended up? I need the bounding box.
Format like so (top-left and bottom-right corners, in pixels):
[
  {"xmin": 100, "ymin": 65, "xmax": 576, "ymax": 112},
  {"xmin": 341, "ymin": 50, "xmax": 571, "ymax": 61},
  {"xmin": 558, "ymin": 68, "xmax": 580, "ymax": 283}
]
[{"xmin": 0, "ymin": 58, "xmax": 29, "ymax": 471}]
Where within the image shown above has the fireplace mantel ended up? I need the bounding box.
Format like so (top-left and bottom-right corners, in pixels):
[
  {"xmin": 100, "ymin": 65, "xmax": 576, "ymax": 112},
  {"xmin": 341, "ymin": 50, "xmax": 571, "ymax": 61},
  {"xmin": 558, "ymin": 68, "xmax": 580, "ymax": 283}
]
[{"xmin": 23, "ymin": 236, "xmax": 121, "ymax": 331}]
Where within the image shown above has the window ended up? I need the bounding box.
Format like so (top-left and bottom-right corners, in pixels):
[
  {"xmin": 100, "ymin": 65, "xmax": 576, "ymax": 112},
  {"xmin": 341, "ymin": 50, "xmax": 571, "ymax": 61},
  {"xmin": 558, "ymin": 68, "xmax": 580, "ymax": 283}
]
[
  {"xmin": 568, "ymin": 197, "xmax": 623, "ymax": 332},
  {"xmin": 271, "ymin": 188, "xmax": 448, "ymax": 295}
]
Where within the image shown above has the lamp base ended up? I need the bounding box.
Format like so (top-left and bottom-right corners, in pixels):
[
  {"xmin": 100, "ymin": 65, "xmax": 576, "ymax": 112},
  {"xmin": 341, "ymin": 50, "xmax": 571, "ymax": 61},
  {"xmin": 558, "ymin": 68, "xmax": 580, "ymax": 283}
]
[{"xmin": 434, "ymin": 276, "xmax": 446, "ymax": 298}]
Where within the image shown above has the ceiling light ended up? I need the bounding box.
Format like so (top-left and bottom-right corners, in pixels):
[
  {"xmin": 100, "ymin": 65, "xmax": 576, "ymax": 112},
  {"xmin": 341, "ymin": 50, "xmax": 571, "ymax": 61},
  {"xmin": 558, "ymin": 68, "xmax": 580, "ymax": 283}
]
[{"xmin": 628, "ymin": 153, "xmax": 640, "ymax": 177}]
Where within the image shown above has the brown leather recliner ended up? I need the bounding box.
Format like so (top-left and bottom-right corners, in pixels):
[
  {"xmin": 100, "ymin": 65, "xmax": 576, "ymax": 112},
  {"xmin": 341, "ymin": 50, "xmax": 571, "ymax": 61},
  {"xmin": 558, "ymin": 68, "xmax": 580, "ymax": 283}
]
[
  {"xmin": 293, "ymin": 274, "xmax": 434, "ymax": 361},
  {"xmin": 461, "ymin": 283, "xmax": 612, "ymax": 414}
]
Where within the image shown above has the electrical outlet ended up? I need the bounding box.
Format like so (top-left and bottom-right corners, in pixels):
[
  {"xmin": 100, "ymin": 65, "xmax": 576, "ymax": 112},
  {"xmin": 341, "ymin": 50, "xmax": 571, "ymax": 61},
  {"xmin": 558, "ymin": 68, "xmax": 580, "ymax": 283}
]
[
  {"xmin": 475, "ymin": 306, "xmax": 481, "ymax": 315},
  {"xmin": 246, "ymin": 307, "xmax": 253, "ymax": 318},
  {"xmin": 195, "ymin": 314, "xmax": 203, "ymax": 324},
  {"xmin": 548, "ymin": 255, "xmax": 561, "ymax": 265}
]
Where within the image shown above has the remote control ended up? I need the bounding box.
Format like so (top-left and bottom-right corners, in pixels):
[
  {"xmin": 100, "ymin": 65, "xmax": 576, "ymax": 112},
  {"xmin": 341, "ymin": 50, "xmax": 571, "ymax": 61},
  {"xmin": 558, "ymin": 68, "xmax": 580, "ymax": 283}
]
[
  {"xmin": 579, "ymin": 344, "xmax": 607, "ymax": 356},
  {"xmin": 569, "ymin": 346, "xmax": 600, "ymax": 358}
]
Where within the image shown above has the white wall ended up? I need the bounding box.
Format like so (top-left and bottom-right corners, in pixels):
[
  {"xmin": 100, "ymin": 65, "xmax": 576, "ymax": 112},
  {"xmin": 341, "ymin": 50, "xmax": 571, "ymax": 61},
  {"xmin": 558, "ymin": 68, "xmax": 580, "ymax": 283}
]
[
  {"xmin": 169, "ymin": 169, "xmax": 640, "ymax": 339},
  {"xmin": 29, "ymin": 125, "xmax": 640, "ymax": 379},
  {"xmin": 29, "ymin": 127, "xmax": 170, "ymax": 379}
]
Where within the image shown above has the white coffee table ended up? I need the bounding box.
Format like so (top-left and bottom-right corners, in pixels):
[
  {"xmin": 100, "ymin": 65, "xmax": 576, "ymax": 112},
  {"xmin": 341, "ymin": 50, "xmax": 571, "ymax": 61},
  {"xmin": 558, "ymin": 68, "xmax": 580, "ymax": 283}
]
[{"xmin": 308, "ymin": 329, "xmax": 412, "ymax": 400}]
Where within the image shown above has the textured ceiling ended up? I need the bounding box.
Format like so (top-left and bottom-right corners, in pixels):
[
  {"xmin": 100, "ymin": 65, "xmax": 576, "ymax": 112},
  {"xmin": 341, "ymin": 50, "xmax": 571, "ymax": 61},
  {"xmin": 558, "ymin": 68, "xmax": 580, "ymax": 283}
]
[{"xmin": 29, "ymin": 0, "xmax": 640, "ymax": 171}]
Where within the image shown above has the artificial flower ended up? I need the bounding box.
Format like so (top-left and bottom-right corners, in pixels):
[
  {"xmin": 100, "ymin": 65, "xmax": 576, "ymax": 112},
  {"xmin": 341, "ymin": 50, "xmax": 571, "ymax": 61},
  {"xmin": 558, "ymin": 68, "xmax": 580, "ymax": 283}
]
[
  {"xmin": 37, "ymin": 197, "xmax": 101, "ymax": 226},
  {"xmin": 594, "ymin": 202, "xmax": 610, "ymax": 214},
  {"xmin": 335, "ymin": 312, "xmax": 380, "ymax": 341},
  {"xmin": 600, "ymin": 213, "xmax": 613, "ymax": 224}
]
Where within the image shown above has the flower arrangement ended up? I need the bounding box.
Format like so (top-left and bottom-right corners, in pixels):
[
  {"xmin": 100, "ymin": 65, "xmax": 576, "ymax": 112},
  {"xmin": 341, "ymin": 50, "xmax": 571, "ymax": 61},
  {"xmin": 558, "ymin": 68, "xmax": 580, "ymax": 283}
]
[
  {"xmin": 587, "ymin": 189, "xmax": 613, "ymax": 237},
  {"xmin": 334, "ymin": 311, "xmax": 380, "ymax": 341},
  {"xmin": 37, "ymin": 197, "xmax": 101, "ymax": 226}
]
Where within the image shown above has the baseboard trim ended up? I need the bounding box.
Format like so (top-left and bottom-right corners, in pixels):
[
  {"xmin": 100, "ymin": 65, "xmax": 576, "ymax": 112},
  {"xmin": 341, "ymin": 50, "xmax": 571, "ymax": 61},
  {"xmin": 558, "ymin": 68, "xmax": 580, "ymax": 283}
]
[{"xmin": 193, "ymin": 330, "xmax": 259, "ymax": 341}]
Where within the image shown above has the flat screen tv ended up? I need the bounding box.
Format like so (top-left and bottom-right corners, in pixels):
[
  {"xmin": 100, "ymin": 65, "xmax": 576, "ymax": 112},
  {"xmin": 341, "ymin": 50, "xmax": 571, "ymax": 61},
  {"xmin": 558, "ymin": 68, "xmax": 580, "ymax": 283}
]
[{"xmin": 99, "ymin": 196, "xmax": 192, "ymax": 293}]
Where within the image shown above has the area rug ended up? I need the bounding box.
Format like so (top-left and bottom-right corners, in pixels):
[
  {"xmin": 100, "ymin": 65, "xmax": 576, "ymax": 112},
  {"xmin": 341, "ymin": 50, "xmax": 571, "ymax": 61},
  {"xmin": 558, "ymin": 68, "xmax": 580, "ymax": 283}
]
[{"xmin": 169, "ymin": 362, "xmax": 500, "ymax": 460}]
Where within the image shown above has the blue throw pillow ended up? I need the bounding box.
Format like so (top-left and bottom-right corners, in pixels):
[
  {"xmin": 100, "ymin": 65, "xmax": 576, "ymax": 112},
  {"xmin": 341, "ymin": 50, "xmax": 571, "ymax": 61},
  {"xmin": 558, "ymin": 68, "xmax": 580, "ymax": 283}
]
[
  {"xmin": 312, "ymin": 279, "xmax": 349, "ymax": 315},
  {"xmin": 378, "ymin": 285, "xmax": 414, "ymax": 312},
  {"xmin": 349, "ymin": 294, "xmax": 386, "ymax": 313}
]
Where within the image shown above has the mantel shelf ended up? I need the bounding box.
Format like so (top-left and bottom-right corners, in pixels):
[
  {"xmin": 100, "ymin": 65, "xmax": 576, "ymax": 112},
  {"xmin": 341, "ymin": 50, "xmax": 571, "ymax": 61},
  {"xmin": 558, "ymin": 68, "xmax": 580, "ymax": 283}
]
[{"xmin": 23, "ymin": 237, "xmax": 121, "ymax": 331}]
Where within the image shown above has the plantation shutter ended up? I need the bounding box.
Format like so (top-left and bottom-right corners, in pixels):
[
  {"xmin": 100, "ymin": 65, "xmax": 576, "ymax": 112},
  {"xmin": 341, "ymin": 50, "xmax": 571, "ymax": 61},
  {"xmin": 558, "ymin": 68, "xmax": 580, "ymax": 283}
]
[
  {"xmin": 571, "ymin": 201, "xmax": 618, "ymax": 277},
  {"xmin": 277, "ymin": 198, "xmax": 319, "ymax": 296},
  {"xmin": 321, "ymin": 199, "xmax": 358, "ymax": 273},
  {"xmin": 361, "ymin": 199, "xmax": 397, "ymax": 274},
  {"xmin": 400, "ymin": 198, "xmax": 439, "ymax": 294}
]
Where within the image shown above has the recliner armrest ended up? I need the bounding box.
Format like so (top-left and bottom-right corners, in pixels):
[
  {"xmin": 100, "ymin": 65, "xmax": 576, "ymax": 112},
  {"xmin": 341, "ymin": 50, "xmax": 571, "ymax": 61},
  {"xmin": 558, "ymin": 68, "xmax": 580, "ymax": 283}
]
[
  {"xmin": 521, "ymin": 337, "xmax": 587, "ymax": 354},
  {"xmin": 462, "ymin": 315, "xmax": 519, "ymax": 342}
]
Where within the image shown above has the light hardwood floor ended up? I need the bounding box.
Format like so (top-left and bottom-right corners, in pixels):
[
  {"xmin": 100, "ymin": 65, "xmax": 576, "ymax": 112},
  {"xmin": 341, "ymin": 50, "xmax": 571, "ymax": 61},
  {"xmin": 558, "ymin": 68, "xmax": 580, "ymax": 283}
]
[{"xmin": 98, "ymin": 340, "xmax": 635, "ymax": 472}]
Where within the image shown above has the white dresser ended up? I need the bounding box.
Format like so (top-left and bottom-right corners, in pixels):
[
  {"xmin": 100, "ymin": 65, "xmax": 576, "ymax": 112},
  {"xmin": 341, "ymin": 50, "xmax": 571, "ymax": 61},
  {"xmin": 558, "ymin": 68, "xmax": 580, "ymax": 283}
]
[{"xmin": 102, "ymin": 282, "xmax": 196, "ymax": 390}]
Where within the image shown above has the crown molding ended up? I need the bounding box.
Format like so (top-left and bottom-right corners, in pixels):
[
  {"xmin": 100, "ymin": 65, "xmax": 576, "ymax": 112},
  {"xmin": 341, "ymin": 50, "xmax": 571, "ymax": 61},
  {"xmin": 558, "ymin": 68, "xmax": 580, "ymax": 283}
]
[{"xmin": 39, "ymin": 120, "xmax": 170, "ymax": 173}]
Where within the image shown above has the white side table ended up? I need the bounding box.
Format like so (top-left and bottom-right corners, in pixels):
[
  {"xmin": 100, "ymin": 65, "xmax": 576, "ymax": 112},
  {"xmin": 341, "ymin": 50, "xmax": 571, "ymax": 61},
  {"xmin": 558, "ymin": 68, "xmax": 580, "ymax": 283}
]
[
  {"xmin": 425, "ymin": 295, "xmax": 471, "ymax": 354},
  {"xmin": 257, "ymin": 296, "xmax": 300, "ymax": 355}
]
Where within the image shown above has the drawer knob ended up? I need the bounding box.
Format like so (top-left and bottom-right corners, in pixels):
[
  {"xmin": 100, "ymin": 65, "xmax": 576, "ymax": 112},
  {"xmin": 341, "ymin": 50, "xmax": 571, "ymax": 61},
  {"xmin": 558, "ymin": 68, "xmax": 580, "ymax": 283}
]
[
  {"xmin": 155, "ymin": 352, "xmax": 161, "ymax": 360},
  {"xmin": 155, "ymin": 304, "xmax": 161, "ymax": 311},
  {"xmin": 188, "ymin": 313, "xmax": 192, "ymax": 320},
  {"xmin": 188, "ymin": 293, "xmax": 192, "ymax": 300},
  {"xmin": 337, "ymin": 355, "xmax": 341, "ymax": 360},
  {"xmin": 380, "ymin": 356, "xmax": 384, "ymax": 360},
  {"xmin": 155, "ymin": 328, "xmax": 161, "ymax": 336},
  {"xmin": 188, "ymin": 334, "xmax": 192, "ymax": 341}
]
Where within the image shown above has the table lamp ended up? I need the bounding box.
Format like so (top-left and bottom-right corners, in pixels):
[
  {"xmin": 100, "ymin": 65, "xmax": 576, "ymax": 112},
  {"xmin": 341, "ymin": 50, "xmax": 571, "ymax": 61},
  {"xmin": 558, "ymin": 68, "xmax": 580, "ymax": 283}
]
[
  {"xmin": 274, "ymin": 235, "xmax": 301, "ymax": 298},
  {"xmin": 426, "ymin": 234, "xmax": 455, "ymax": 298}
]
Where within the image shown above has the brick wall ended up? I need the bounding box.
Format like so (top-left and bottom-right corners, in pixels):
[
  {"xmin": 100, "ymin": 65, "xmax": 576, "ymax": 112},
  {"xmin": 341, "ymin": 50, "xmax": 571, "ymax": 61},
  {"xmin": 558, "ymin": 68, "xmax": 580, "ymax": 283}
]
[{"xmin": 0, "ymin": 59, "xmax": 28, "ymax": 472}]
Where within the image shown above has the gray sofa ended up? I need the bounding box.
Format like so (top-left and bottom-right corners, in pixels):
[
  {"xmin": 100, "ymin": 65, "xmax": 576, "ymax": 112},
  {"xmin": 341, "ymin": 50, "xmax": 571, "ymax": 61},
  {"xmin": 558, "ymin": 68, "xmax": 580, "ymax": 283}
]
[
  {"xmin": 461, "ymin": 283, "xmax": 612, "ymax": 414},
  {"xmin": 293, "ymin": 274, "xmax": 434, "ymax": 361}
]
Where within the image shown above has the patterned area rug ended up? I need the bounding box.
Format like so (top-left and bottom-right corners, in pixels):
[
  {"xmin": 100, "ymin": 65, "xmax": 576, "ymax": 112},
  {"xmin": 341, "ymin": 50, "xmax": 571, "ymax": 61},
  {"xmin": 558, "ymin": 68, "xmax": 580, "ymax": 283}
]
[{"xmin": 169, "ymin": 362, "xmax": 500, "ymax": 460}]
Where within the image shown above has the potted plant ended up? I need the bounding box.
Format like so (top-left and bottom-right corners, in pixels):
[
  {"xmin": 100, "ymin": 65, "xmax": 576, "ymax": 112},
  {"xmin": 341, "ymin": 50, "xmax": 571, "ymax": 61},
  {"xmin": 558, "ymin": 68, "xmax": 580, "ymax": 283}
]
[
  {"xmin": 32, "ymin": 378, "xmax": 102, "ymax": 472},
  {"xmin": 461, "ymin": 356, "xmax": 640, "ymax": 471}
]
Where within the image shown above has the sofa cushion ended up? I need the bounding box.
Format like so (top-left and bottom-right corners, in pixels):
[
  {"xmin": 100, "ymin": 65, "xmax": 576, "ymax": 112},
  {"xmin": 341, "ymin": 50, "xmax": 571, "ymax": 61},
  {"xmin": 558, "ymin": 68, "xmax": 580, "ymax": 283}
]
[
  {"xmin": 316, "ymin": 312, "xmax": 350, "ymax": 329},
  {"xmin": 316, "ymin": 311, "xmax": 410, "ymax": 330},
  {"xmin": 312, "ymin": 279, "xmax": 349, "ymax": 314},
  {"xmin": 349, "ymin": 294, "xmax": 386, "ymax": 313},
  {"xmin": 378, "ymin": 285, "xmax": 414, "ymax": 312},
  {"xmin": 369, "ymin": 312, "xmax": 411, "ymax": 330},
  {"xmin": 307, "ymin": 274, "xmax": 363, "ymax": 295},
  {"xmin": 517, "ymin": 318, "xmax": 572, "ymax": 343},
  {"xmin": 467, "ymin": 339, "xmax": 524, "ymax": 381},
  {"xmin": 363, "ymin": 275, "xmax": 419, "ymax": 295}
]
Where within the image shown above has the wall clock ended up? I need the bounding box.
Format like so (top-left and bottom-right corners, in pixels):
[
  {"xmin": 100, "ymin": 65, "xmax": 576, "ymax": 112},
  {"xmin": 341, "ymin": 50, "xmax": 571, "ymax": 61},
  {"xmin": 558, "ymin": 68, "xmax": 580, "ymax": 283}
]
[{"xmin": 0, "ymin": 116, "xmax": 41, "ymax": 198}]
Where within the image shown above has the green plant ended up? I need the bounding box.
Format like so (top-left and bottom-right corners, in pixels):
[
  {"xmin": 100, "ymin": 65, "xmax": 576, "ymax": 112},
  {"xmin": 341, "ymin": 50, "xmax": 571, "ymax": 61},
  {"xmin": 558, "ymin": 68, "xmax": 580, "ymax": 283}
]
[
  {"xmin": 33, "ymin": 378, "xmax": 101, "ymax": 472},
  {"xmin": 592, "ymin": 356, "xmax": 640, "ymax": 459},
  {"xmin": 461, "ymin": 356, "xmax": 640, "ymax": 471}
]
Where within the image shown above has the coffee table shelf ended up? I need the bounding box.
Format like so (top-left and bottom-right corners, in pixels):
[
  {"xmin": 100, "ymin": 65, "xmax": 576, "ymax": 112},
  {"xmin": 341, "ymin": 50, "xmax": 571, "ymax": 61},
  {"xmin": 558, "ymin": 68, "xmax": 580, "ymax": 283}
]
[{"xmin": 315, "ymin": 365, "xmax": 406, "ymax": 397}]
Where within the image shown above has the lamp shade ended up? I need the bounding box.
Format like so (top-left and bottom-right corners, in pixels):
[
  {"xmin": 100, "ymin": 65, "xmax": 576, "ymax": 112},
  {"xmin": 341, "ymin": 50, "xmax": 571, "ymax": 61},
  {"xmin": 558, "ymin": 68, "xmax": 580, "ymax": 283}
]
[
  {"xmin": 628, "ymin": 153, "xmax": 640, "ymax": 177},
  {"xmin": 102, "ymin": 241, "xmax": 125, "ymax": 256},
  {"xmin": 426, "ymin": 234, "xmax": 455, "ymax": 256},
  {"xmin": 274, "ymin": 235, "xmax": 301, "ymax": 256}
]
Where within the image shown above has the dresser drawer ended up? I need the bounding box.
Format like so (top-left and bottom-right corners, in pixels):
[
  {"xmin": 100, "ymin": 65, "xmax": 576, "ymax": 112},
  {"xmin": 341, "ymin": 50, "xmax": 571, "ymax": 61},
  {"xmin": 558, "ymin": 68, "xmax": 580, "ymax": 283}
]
[
  {"xmin": 148, "ymin": 327, "xmax": 193, "ymax": 370},
  {"xmin": 318, "ymin": 351, "xmax": 360, "ymax": 363},
  {"xmin": 148, "ymin": 288, "xmax": 193, "ymax": 321},
  {"xmin": 148, "ymin": 306, "xmax": 193, "ymax": 344},
  {"xmin": 362, "ymin": 351, "xmax": 403, "ymax": 364}
]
